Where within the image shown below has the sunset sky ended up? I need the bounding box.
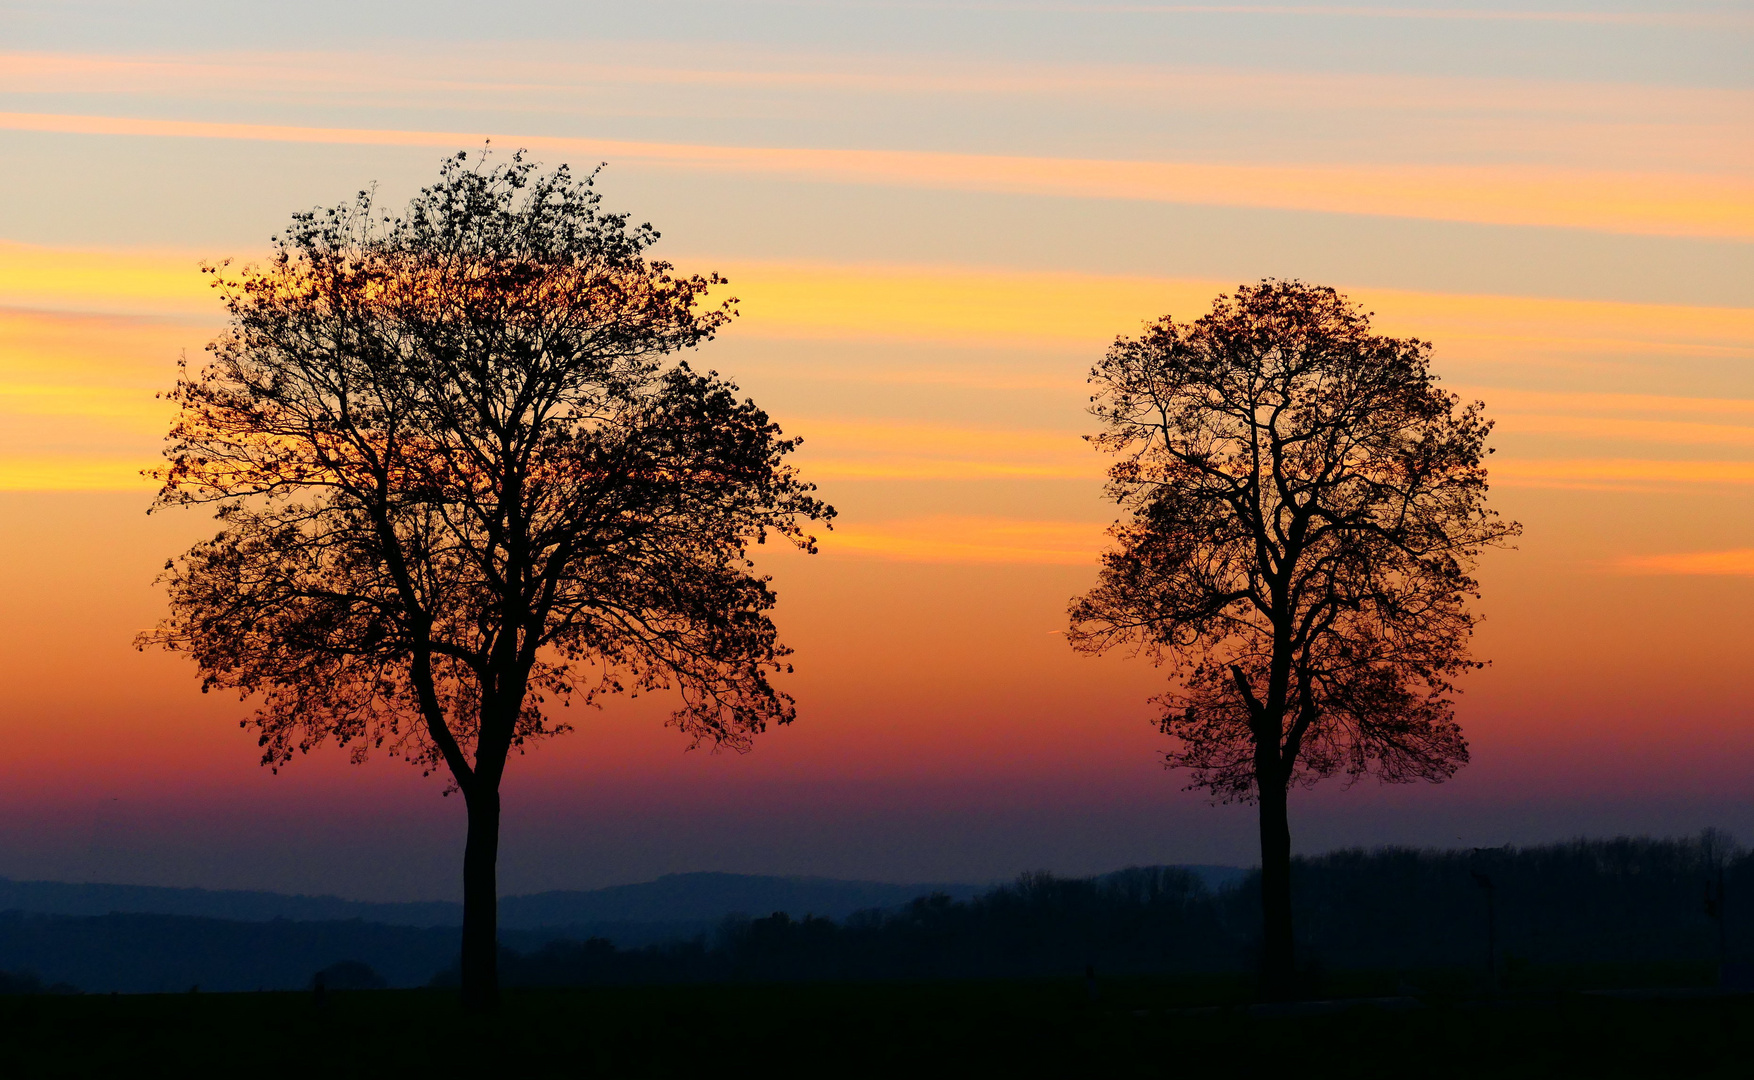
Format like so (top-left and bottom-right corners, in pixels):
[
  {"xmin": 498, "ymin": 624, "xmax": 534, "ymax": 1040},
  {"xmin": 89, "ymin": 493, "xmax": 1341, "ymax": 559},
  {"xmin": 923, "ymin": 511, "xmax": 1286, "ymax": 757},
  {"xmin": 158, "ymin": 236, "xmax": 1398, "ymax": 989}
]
[{"xmin": 0, "ymin": 0, "xmax": 1751, "ymax": 902}]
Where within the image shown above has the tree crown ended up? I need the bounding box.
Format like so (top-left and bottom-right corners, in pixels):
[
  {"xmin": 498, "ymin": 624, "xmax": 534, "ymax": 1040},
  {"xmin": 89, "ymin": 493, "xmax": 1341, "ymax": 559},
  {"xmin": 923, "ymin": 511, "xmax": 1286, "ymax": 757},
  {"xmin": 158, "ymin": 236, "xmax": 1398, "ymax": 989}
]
[
  {"xmin": 143, "ymin": 151, "xmax": 832, "ymax": 785},
  {"xmin": 1068, "ymin": 280, "xmax": 1518, "ymax": 801}
]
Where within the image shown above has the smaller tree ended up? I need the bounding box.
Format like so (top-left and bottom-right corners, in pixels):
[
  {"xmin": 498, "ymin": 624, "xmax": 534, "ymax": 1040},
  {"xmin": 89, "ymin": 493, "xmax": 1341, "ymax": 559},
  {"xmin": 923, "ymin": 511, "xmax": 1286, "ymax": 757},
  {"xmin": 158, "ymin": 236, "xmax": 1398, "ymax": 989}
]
[{"xmin": 1068, "ymin": 280, "xmax": 1518, "ymax": 998}]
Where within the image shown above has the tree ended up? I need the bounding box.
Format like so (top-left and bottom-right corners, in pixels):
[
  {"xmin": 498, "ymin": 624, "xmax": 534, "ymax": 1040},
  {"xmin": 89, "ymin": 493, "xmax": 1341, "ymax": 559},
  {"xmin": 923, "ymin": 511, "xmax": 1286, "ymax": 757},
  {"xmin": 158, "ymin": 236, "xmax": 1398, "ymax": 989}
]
[
  {"xmin": 139, "ymin": 151, "xmax": 832, "ymax": 1011},
  {"xmin": 1066, "ymin": 280, "xmax": 1517, "ymax": 998}
]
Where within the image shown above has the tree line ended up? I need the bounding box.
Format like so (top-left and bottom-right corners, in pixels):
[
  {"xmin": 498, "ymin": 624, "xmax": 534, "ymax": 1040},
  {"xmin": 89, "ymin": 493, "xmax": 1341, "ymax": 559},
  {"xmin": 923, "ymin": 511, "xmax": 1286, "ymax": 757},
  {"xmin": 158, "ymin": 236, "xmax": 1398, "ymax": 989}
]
[
  {"xmin": 0, "ymin": 834, "xmax": 1740, "ymax": 995},
  {"xmin": 458, "ymin": 835, "xmax": 1747, "ymax": 990},
  {"xmin": 134, "ymin": 149, "xmax": 1519, "ymax": 1009}
]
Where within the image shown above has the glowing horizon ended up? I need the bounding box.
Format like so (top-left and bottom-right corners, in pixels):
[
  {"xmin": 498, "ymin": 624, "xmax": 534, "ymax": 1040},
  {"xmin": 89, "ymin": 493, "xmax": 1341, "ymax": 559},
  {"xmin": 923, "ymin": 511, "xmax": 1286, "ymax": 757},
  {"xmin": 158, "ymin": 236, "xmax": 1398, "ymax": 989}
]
[{"xmin": 0, "ymin": 0, "xmax": 1749, "ymax": 898}]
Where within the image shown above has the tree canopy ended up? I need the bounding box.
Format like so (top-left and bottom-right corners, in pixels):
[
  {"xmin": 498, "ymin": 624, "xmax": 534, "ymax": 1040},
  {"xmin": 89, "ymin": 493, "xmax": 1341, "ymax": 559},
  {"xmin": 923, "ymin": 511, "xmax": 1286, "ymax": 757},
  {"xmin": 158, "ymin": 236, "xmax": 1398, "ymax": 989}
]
[
  {"xmin": 1070, "ymin": 280, "xmax": 1517, "ymax": 802},
  {"xmin": 146, "ymin": 150, "xmax": 830, "ymax": 774}
]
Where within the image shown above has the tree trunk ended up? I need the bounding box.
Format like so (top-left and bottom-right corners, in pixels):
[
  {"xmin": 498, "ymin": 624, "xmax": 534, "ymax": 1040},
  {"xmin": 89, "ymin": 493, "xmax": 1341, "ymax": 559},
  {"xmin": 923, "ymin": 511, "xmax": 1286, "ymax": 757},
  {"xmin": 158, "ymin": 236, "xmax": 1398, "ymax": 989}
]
[
  {"xmin": 1257, "ymin": 775, "xmax": 1296, "ymax": 1000},
  {"xmin": 460, "ymin": 785, "xmax": 501, "ymax": 1013}
]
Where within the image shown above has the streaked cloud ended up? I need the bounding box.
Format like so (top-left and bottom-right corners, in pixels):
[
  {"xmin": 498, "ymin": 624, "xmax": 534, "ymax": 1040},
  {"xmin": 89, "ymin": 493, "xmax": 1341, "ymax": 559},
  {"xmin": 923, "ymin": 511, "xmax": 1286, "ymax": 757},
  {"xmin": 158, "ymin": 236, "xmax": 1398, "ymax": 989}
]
[
  {"xmin": 902, "ymin": 4, "xmax": 1753, "ymax": 28},
  {"xmin": 0, "ymin": 306, "xmax": 194, "ymax": 398},
  {"xmin": 0, "ymin": 308, "xmax": 192, "ymax": 490},
  {"xmin": 727, "ymin": 264, "xmax": 1226, "ymax": 345},
  {"xmin": 1612, "ymin": 549, "xmax": 1754, "ymax": 576},
  {"xmin": 8, "ymin": 49, "xmax": 1746, "ymax": 120},
  {"xmin": 721, "ymin": 263, "xmax": 1754, "ymax": 357},
  {"xmin": 1461, "ymin": 388, "xmax": 1754, "ymax": 420},
  {"xmin": 0, "ymin": 380, "xmax": 161, "ymax": 424},
  {"xmin": 8, "ymin": 244, "xmax": 1750, "ymax": 361},
  {"xmin": 1370, "ymin": 293, "xmax": 1754, "ymax": 351},
  {"xmin": 0, "ymin": 455, "xmax": 156, "ymax": 492},
  {"xmin": 1494, "ymin": 414, "xmax": 1754, "ymax": 450},
  {"xmin": 797, "ymin": 418, "xmax": 1097, "ymax": 480},
  {"xmin": 1474, "ymin": 388, "xmax": 1754, "ymax": 448},
  {"xmin": 9, "ymin": 243, "xmax": 1754, "ymax": 496},
  {"xmin": 3, "ymin": 112, "xmax": 1745, "ymax": 238},
  {"xmin": 0, "ymin": 241, "xmax": 217, "ymax": 318},
  {"xmin": 828, "ymin": 515, "xmax": 1107, "ymax": 564},
  {"xmin": 1491, "ymin": 458, "xmax": 1754, "ymax": 490}
]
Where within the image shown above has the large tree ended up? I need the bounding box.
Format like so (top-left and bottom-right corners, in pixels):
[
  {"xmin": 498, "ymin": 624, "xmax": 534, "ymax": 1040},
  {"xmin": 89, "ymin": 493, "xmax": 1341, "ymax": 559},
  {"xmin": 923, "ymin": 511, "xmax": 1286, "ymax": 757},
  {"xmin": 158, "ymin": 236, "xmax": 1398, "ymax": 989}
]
[
  {"xmin": 140, "ymin": 152, "xmax": 831, "ymax": 1010},
  {"xmin": 1067, "ymin": 280, "xmax": 1517, "ymax": 998}
]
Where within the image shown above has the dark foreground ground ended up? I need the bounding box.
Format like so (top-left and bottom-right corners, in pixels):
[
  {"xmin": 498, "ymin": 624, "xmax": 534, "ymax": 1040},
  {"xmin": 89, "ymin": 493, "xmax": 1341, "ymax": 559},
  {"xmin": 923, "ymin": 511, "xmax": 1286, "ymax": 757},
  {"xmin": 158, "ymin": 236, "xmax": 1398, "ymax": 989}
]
[{"xmin": 2, "ymin": 966, "xmax": 1749, "ymax": 1078}]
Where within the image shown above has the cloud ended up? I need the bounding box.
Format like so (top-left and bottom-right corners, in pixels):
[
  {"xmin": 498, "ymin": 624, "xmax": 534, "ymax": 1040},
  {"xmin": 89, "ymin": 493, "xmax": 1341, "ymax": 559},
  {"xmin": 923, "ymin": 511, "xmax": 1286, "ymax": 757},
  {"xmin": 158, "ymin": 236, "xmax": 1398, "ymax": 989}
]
[
  {"xmin": 716, "ymin": 263, "xmax": 1754, "ymax": 356},
  {"xmin": 0, "ymin": 308, "xmax": 195, "ymax": 489},
  {"xmin": 1457, "ymin": 388, "xmax": 1754, "ymax": 420},
  {"xmin": 0, "ymin": 241, "xmax": 218, "ymax": 318},
  {"xmin": 827, "ymin": 515, "xmax": 1108, "ymax": 564},
  {"xmin": 1491, "ymin": 414, "xmax": 1754, "ymax": 450},
  {"xmin": 1612, "ymin": 549, "xmax": 1754, "ymax": 576},
  {"xmin": 794, "ymin": 418, "xmax": 1099, "ymax": 480},
  {"xmin": 0, "ymin": 456, "xmax": 157, "ymax": 492},
  {"xmin": 1491, "ymin": 459, "xmax": 1754, "ymax": 490},
  {"xmin": 725, "ymin": 264, "xmax": 1228, "ymax": 345},
  {"xmin": 956, "ymin": 4, "xmax": 1753, "ymax": 28},
  {"xmin": 3, "ymin": 112, "xmax": 1747, "ymax": 238},
  {"xmin": 9, "ymin": 48, "xmax": 1747, "ymax": 119},
  {"xmin": 11, "ymin": 243, "xmax": 1748, "ymax": 361},
  {"xmin": 10, "ymin": 243, "xmax": 1754, "ymax": 495}
]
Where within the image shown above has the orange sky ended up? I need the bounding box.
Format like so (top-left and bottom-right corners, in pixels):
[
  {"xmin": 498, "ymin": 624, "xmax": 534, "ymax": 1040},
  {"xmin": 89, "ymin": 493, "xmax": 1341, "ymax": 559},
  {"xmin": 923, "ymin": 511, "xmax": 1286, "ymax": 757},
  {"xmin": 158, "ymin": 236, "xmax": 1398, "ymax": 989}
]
[{"xmin": 0, "ymin": 1, "xmax": 1750, "ymax": 899}]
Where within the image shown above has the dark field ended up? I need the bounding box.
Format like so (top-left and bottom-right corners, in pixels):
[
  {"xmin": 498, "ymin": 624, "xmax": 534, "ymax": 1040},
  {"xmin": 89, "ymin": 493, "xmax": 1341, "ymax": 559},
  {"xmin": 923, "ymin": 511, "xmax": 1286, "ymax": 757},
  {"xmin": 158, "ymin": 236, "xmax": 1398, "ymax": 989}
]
[{"xmin": 4, "ymin": 969, "xmax": 1750, "ymax": 1079}]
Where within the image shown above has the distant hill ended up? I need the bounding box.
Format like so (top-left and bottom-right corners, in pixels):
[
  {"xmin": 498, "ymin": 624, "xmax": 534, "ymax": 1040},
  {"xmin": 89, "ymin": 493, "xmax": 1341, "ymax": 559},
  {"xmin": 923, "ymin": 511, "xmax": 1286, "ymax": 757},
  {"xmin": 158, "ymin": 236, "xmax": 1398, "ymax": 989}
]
[
  {"xmin": 0, "ymin": 867, "xmax": 1246, "ymax": 936},
  {"xmin": 1153, "ymin": 865, "xmax": 1248, "ymax": 893},
  {"xmin": 502, "ymin": 872, "xmax": 988, "ymax": 926},
  {"xmin": 0, "ymin": 911, "xmax": 458, "ymax": 993},
  {"xmin": 0, "ymin": 872, "xmax": 989, "ymax": 932},
  {"xmin": 7, "ymin": 842, "xmax": 1739, "ymax": 995},
  {"xmin": 0, "ymin": 865, "xmax": 1248, "ymax": 993},
  {"xmin": 0, "ymin": 878, "xmax": 460, "ymax": 927}
]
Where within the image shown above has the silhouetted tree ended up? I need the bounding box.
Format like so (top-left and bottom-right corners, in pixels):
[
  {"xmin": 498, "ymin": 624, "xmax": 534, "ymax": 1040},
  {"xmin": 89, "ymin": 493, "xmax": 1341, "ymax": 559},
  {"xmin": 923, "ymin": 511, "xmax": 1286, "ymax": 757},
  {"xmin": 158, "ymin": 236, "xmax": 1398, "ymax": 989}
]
[
  {"xmin": 1067, "ymin": 280, "xmax": 1517, "ymax": 998},
  {"xmin": 139, "ymin": 151, "xmax": 831, "ymax": 1011}
]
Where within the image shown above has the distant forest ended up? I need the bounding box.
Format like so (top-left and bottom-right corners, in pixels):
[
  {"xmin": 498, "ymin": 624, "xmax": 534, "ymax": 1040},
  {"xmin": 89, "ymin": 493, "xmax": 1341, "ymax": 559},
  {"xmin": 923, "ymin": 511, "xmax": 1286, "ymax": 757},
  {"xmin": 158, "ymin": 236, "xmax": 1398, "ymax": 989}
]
[
  {"xmin": 465, "ymin": 835, "xmax": 1750, "ymax": 989},
  {"xmin": 2, "ymin": 836, "xmax": 1746, "ymax": 993}
]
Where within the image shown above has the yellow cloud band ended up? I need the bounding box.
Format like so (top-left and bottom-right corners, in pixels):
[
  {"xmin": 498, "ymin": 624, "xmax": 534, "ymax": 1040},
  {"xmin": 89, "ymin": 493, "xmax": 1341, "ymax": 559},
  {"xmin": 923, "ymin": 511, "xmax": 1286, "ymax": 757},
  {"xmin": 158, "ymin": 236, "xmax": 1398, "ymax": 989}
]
[
  {"xmin": 718, "ymin": 262, "xmax": 1754, "ymax": 357},
  {"xmin": 1492, "ymin": 459, "xmax": 1754, "ymax": 489},
  {"xmin": 1613, "ymin": 549, "xmax": 1754, "ymax": 576},
  {"xmin": 7, "ymin": 246, "xmax": 1754, "ymax": 496},
  {"xmin": 0, "ymin": 456, "xmax": 156, "ymax": 492},
  {"xmin": 827, "ymin": 516, "xmax": 1107, "ymax": 564},
  {"xmin": 2, "ymin": 112, "xmax": 1748, "ymax": 238},
  {"xmin": 7, "ymin": 243, "xmax": 1751, "ymax": 357}
]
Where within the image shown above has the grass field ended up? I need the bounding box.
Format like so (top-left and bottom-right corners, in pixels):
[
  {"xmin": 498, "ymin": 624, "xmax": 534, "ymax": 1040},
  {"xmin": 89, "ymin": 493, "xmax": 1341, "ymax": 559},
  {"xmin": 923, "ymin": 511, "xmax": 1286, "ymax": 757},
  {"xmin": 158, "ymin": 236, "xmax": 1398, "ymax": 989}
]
[{"xmin": 2, "ymin": 968, "xmax": 1749, "ymax": 1078}]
